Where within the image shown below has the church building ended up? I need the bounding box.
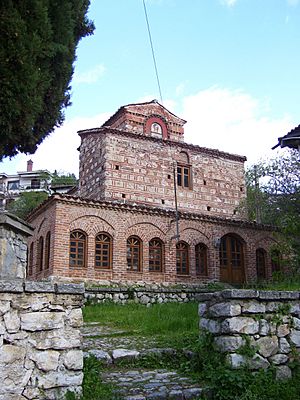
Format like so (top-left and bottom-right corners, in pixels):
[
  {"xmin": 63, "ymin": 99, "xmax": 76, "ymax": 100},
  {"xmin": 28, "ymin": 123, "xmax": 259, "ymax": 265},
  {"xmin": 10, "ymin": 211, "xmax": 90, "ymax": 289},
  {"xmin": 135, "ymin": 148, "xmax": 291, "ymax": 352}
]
[{"xmin": 26, "ymin": 100, "xmax": 278, "ymax": 285}]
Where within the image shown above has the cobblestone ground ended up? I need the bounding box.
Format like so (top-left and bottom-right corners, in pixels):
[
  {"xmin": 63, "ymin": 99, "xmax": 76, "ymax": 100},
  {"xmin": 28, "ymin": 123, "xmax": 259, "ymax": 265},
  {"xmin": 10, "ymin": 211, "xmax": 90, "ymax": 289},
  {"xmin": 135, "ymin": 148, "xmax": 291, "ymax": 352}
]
[{"xmin": 82, "ymin": 322, "xmax": 204, "ymax": 400}]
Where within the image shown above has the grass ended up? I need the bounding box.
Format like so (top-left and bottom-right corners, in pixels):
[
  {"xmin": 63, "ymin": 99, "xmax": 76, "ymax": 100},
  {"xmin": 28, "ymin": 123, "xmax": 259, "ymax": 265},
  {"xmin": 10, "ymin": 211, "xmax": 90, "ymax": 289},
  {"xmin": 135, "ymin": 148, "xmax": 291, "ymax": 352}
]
[
  {"xmin": 83, "ymin": 301, "xmax": 199, "ymax": 349},
  {"xmin": 244, "ymin": 272, "xmax": 300, "ymax": 291}
]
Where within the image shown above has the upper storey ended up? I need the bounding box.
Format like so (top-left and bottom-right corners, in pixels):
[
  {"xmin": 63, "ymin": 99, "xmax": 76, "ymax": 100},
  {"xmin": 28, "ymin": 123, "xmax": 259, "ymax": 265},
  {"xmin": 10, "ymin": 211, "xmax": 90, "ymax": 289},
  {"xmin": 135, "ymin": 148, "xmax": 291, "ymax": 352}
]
[{"xmin": 102, "ymin": 100, "xmax": 186, "ymax": 142}]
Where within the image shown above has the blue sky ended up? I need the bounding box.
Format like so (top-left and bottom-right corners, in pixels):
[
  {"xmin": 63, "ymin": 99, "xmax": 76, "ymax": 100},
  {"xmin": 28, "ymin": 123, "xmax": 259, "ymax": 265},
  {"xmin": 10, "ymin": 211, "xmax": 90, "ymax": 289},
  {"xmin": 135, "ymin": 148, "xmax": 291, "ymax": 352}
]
[{"xmin": 1, "ymin": 0, "xmax": 300, "ymax": 175}]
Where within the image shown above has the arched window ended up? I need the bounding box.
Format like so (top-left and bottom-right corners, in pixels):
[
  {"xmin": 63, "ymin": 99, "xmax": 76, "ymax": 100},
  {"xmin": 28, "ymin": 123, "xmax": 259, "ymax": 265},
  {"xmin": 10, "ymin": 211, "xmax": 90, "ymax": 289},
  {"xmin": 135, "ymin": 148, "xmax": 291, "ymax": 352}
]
[
  {"xmin": 95, "ymin": 233, "xmax": 112, "ymax": 269},
  {"xmin": 176, "ymin": 241, "xmax": 189, "ymax": 275},
  {"xmin": 37, "ymin": 236, "xmax": 44, "ymax": 272},
  {"xmin": 69, "ymin": 230, "xmax": 86, "ymax": 268},
  {"xmin": 256, "ymin": 248, "xmax": 266, "ymax": 279},
  {"xmin": 127, "ymin": 236, "xmax": 142, "ymax": 272},
  {"xmin": 27, "ymin": 242, "xmax": 34, "ymax": 276},
  {"xmin": 149, "ymin": 238, "xmax": 164, "ymax": 272},
  {"xmin": 271, "ymin": 248, "xmax": 281, "ymax": 273},
  {"xmin": 44, "ymin": 232, "xmax": 51, "ymax": 270},
  {"xmin": 195, "ymin": 243, "xmax": 208, "ymax": 276}
]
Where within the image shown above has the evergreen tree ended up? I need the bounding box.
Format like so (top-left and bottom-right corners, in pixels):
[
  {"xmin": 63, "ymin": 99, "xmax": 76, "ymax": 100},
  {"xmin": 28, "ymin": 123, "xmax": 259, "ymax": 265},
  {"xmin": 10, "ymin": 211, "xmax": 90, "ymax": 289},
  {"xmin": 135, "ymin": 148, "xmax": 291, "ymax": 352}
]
[{"xmin": 0, "ymin": 0, "xmax": 94, "ymax": 160}]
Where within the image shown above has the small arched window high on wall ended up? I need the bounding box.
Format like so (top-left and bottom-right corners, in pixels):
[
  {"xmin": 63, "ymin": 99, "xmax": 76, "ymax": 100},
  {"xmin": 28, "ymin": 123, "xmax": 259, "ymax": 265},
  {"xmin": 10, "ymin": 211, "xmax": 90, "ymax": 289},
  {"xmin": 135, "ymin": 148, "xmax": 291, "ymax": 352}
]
[
  {"xmin": 176, "ymin": 241, "xmax": 189, "ymax": 275},
  {"xmin": 195, "ymin": 243, "xmax": 208, "ymax": 276},
  {"xmin": 149, "ymin": 238, "xmax": 164, "ymax": 272},
  {"xmin": 127, "ymin": 236, "xmax": 142, "ymax": 272},
  {"xmin": 256, "ymin": 248, "xmax": 266, "ymax": 279},
  {"xmin": 37, "ymin": 236, "xmax": 44, "ymax": 272},
  {"xmin": 44, "ymin": 232, "xmax": 51, "ymax": 270},
  {"xmin": 69, "ymin": 230, "xmax": 87, "ymax": 268},
  {"xmin": 95, "ymin": 233, "xmax": 112, "ymax": 269}
]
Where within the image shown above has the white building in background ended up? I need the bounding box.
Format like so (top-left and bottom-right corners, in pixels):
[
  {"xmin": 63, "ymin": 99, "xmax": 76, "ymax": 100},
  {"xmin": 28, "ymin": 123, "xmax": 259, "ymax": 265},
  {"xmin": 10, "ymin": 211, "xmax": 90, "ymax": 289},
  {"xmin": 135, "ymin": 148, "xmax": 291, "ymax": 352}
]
[{"xmin": 0, "ymin": 160, "xmax": 50, "ymax": 209}]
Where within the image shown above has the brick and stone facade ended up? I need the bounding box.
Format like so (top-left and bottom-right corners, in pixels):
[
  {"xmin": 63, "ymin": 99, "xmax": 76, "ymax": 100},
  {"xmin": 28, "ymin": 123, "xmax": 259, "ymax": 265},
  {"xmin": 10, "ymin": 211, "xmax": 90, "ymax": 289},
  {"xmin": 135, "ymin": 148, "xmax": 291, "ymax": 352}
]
[{"xmin": 27, "ymin": 100, "xmax": 278, "ymax": 285}]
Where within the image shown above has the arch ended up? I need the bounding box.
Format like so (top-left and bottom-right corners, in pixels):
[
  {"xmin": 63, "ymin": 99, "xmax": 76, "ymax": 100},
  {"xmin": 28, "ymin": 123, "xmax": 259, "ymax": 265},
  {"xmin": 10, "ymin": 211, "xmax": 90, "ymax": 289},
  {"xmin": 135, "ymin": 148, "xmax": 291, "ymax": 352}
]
[
  {"xmin": 126, "ymin": 221, "xmax": 166, "ymax": 238},
  {"xmin": 195, "ymin": 243, "xmax": 208, "ymax": 276},
  {"xmin": 176, "ymin": 241, "xmax": 189, "ymax": 275},
  {"xmin": 149, "ymin": 238, "xmax": 164, "ymax": 272},
  {"xmin": 144, "ymin": 115, "xmax": 168, "ymax": 139},
  {"xmin": 256, "ymin": 248, "xmax": 266, "ymax": 279},
  {"xmin": 177, "ymin": 151, "xmax": 190, "ymax": 164},
  {"xmin": 127, "ymin": 236, "xmax": 142, "ymax": 272},
  {"xmin": 70, "ymin": 215, "xmax": 114, "ymax": 236},
  {"xmin": 69, "ymin": 230, "xmax": 87, "ymax": 268},
  {"xmin": 95, "ymin": 232, "xmax": 112, "ymax": 269},
  {"xmin": 219, "ymin": 233, "xmax": 245, "ymax": 284}
]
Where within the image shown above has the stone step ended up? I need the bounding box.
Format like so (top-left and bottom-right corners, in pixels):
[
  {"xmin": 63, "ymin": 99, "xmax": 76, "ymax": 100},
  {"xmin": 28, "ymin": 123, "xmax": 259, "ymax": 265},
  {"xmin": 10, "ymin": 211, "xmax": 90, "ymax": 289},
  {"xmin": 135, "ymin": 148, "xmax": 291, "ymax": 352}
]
[{"xmin": 101, "ymin": 368, "xmax": 204, "ymax": 400}]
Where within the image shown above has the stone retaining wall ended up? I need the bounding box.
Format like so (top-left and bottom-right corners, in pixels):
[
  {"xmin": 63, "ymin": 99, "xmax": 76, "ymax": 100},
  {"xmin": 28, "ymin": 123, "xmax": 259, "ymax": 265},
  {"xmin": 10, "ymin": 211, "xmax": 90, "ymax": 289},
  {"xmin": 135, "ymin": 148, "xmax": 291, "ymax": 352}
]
[
  {"xmin": 85, "ymin": 285, "xmax": 214, "ymax": 305},
  {"xmin": 0, "ymin": 280, "xmax": 84, "ymax": 400},
  {"xmin": 198, "ymin": 289, "xmax": 300, "ymax": 379}
]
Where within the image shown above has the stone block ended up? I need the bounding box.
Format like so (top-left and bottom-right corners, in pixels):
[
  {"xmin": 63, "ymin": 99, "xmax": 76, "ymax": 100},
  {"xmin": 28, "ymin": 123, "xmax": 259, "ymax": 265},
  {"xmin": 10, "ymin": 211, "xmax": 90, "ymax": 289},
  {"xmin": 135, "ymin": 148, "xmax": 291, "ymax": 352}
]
[
  {"xmin": 259, "ymin": 291, "xmax": 281, "ymax": 300},
  {"xmin": 209, "ymin": 302, "xmax": 241, "ymax": 317},
  {"xmin": 24, "ymin": 281, "xmax": 55, "ymax": 293},
  {"xmin": 0, "ymin": 281, "xmax": 23, "ymax": 293},
  {"xmin": 226, "ymin": 353, "xmax": 246, "ymax": 368},
  {"xmin": 214, "ymin": 336, "xmax": 244, "ymax": 352},
  {"xmin": 259, "ymin": 319, "xmax": 269, "ymax": 336},
  {"xmin": 31, "ymin": 370, "xmax": 83, "ymax": 389},
  {"xmin": 21, "ymin": 312, "xmax": 64, "ymax": 331},
  {"xmin": 256, "ymin": 335, "xmax": 278, "ymax": 358},
  {"xmin": 277, "ymin": 324, "xmax": 290, "ymax": 338},
  {"xmin": 222, "ymin": 289, "xmax": 258, "ymax": 299},
  {"xmin": 290, "ymin": 329, "xmax": 300, "ymax": 346},
  {"xmin": 199, "ymin": 318, "xmax": 220, "ymax": 334},
  {"xmin": 29, "ymin": 328, "xmax": 81, "ymax": 350},
  {"xmin": 0, "ymin": 300, "xmax": 10, "ymax": 316},
  {"xmin": 112, "ymin": 349, "xmax": 140, "ymax": 362},
  {"xmin": 29, "ymin": 350, "xmax": 60, "ymax": 371},
  {"xmin": 279, "ymin": 338, "xmax": 291, "ymax": 354},
  {"xmin": 62, "ymin": 349, "xmax": 83, "ymax": 370},
  {"xmin": 198, "ymin": 303, "xmax": 207, "ymax": 317},
  {"xmin": 56, "ymin": 283, "xmax": 85, "ymax": 295},
  {"xmin": 242, "ymin": 301, "xmax": 266, "ymax": 314},
  {"xmin": 269, "ymin": 354, "xmax": 289, "ymax": 365},
  {"xmin": 276, "ymin": 365, "xmax": 292, "ymax": 380},
  {"xmin": 221, "ymin": 317, "xmax": 259, "ymax": 334},
  {"xmin": 4, "ymin": 310, "xmax": 20, "ymax": 333},
  {"xmin": 249, "ymin": 354, "xmax": 270, "ymax": 370}
]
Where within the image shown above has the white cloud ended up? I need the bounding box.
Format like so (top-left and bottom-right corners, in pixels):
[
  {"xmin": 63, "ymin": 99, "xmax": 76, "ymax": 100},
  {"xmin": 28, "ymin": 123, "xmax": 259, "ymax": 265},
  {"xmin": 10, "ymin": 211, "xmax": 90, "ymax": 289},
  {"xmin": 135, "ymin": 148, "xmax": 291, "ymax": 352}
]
[
  {"xmin": 220, "ymin": 0, "xmax": 238, "ymax": 7},
  {"xmin": 287, "ymin": 0, "xmax": 299, "ymax": 6},
  {"xmin": 73, "ymin": 64, "xmax": 106, "ymax": 84},
  {"xmin": 181, "ymin": 87, "xmax": 295, "ymax": 166}
]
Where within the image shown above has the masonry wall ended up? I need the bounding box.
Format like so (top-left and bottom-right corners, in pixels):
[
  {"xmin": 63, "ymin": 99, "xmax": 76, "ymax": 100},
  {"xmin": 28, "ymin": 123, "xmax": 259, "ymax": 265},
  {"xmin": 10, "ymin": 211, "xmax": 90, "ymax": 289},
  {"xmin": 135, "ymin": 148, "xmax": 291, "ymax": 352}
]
[
  {"xmin": 198, "ymin": 289, "xmax": 300, "ymax": 379},
  {"xmin": 79, "ymin": 131, "xmax": 246, "ymax": 218},
  {"xmin": 27, "ymin": 197, "xmax": 277, "ymax": 284},
  {"xmin": 0, "ymin": 280, "xmax": 84, "ymax": 399}
]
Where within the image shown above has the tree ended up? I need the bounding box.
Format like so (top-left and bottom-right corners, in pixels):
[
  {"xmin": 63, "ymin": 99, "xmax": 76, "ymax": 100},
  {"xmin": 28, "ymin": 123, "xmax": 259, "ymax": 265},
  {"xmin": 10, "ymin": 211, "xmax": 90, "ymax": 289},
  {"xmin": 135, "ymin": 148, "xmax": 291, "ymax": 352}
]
[
  {"xmin": 0, "ymin": 0, "xmax": 94, "ymax": 160},
  {"xmin": 51, "ymin": 171, "xmax": 77, "ymax": 186},
  {"xmin": 7, "ymin": 191, "xmax": 48, "ymax": 220},
  {"xmin": 243, "ymin": 149, "xmax": 300, "ymax": 266}
]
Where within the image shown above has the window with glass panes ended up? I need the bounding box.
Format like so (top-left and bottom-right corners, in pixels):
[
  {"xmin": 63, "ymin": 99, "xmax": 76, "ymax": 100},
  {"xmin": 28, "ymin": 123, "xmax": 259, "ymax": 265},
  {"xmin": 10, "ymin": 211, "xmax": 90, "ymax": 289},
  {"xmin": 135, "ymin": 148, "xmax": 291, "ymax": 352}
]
[
  {"xmin": 256, "ymin": 248, "xmax": 266, "ymax": 279},
  {"xmin": 44, "ymin": 232, "xmax": 51, "ymax": 270},
  {"xmin": 37, "ymin": 236, "xmax": 44, "ymax": 272},
  {"xmin": 195, "ymin": 243, "xmax": 208, "ymax": 275},
  {"xmin": 69, "ymin": 230, "xmax": 86, "ymax": 268},
  {"xmin": 127, "ymin": 236, "xmax": 142, "ymax": 271},
  {"xmin": 95, "ymin": 233, "xmax": 112, "ymax": 269},
  {"xmin": 176, "ymin": 241, "xmax": 189, "ymax": 275},
  {"xmin": 177, "ymin": 165, "xmax": 191, "ymax": 188},
  {"xmin": 149, "ymin": 238, "xmax": 163, "ymax": 272}
]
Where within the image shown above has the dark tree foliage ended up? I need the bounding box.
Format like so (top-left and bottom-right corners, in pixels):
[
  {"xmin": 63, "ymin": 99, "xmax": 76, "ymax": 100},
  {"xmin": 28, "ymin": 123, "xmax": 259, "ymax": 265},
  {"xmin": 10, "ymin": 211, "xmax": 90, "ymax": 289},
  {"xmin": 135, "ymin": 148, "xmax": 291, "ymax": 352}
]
[
  {"xmin": 7, "ymin": 191, "xmax": 48, "ymax": 220},
  {"xmin": 244, "ymin": 149, "xmax": 300, "ymax": 266},
  {"xmin": 0, "ymin": 0, "xmax": 94, "ymax": 160}
]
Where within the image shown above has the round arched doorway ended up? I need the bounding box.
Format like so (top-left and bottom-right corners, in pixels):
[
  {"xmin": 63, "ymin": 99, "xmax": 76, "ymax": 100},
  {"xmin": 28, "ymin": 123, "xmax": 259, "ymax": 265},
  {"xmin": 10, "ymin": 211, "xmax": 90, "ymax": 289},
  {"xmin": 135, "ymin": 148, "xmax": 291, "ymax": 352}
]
[{"xmin": 219, "ymin": 234, "xmax": 245, "ymax": 284}]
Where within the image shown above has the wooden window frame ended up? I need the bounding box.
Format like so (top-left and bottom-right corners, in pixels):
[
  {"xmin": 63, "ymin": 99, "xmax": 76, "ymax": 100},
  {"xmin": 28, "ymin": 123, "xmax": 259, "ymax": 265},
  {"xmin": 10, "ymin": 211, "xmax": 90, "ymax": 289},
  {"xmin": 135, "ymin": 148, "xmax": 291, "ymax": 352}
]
[
  {"xmin": 149, "ymin": 238, "xmax": 164, "ymax": 272},
  {"xmin": 95, "ymin": 233, "xmax": 112, "ymax": 269},
  {"xmin": 271, "ymin": 249, "xmax": 282, "ymax": 273},
  {"xmin": 177, "ymin": 164, "xmax": 192, "ymax": 189},
  {"xmin": 127, "ymin": 236, "xmax": 142, "ymax": 272},
  {"xmin": 37, "ymin": 236, "xmax": 44, "ymax": 272},
  {"xmin": 176, "ymin": 241, "xmax": 189, "ymax": 275},
  {"xmin": 44, "ymin": 231, "xmax": 51, "ymax": 270},
  {"xmin": 69, "ymin": 230, "xmax": 87, "ymax": 268},
  {"xmin": 195, "ymin": 243, "xmax": 208, "ymax": 276}
]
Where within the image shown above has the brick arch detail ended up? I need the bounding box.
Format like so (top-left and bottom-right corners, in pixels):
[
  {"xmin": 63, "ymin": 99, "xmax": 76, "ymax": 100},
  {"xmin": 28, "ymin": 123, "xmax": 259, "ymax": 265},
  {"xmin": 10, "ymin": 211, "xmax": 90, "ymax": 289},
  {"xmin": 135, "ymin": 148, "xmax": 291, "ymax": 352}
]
[
  {"xmin": 144, "ymin": 116, "xmax": 168, "ymax": 139},
  {"xmin": 125, "ymin": 222, "xmax": 166, "ymax": 242},
  {"xmin": 180, "ymin": 227, "xmax": 210, "ymax": 244},
  {"xmin": 70, "ymin": 215, "xmax": 115, "ymax": 237}
]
